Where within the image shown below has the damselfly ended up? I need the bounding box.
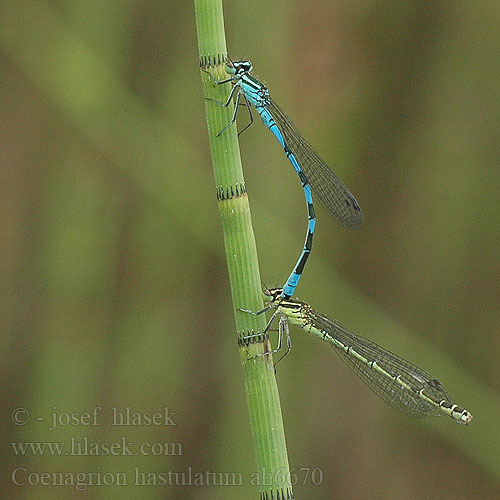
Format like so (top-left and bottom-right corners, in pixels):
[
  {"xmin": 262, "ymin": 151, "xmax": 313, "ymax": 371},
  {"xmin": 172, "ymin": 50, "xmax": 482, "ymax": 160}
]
[
  {"xmin": 204, "ymin": 59, "xmax": 363, "ymax": 299},
  {"xmin": 240, "ymin": 288, "xmax": 472, "ymax": 425}
]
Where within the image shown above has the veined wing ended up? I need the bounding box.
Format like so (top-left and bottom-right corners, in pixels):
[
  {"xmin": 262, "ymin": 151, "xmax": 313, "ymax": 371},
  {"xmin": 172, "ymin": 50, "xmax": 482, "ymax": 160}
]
[
  {"xmin": 268, "ymin": 98, "xmax": 363, "ymax": 229},
  {"xmin": 306, "ymin": 308, "xmax": 450, "ymax": 417}
]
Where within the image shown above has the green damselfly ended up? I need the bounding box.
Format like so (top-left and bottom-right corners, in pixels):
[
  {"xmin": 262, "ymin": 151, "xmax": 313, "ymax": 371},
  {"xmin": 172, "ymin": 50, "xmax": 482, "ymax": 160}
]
[{"xmin": 240, "ymin": 288, "xmax": 472, "ymax": 425}]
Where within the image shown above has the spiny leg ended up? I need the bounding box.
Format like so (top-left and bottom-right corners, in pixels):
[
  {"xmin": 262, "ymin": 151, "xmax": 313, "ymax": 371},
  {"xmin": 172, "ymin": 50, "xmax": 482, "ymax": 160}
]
[
  {"xmin": 203, "ymin": 69, "xmax": 255, "ymax": 137},
  {"xmin": 202, "ymin": 67, "xmax": 234, "ymax": 86},
  {"xmin": 239, "ymin": 307, "xmax": 290, "ymax": 363},
  {"xmin": 237, "ymin": 96, "xmax": 254, "ymax": 136},
  {"xmin": 204, "ymin": 79, "xmax": 240, "ymax": 107},
  {"xmin": 216, "ymin": 90, "xmax": 243, "ymax": 136},
  {"xmin": 273, "ymin": 315, "xmax": 292, "ymax": 368}
]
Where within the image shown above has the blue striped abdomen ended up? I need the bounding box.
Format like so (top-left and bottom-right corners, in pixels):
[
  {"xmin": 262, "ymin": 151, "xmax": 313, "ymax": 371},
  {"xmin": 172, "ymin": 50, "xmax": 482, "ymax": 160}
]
[{"xmin": 256, "ymin": 106, "xmax": 316, "ymax": 299}]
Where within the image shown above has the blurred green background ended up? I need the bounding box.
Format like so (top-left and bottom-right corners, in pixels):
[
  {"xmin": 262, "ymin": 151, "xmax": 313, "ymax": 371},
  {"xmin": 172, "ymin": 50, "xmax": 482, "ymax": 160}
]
[{"xmin": 2, "ymin": 1, "xmax": 499, "ymax": 499}]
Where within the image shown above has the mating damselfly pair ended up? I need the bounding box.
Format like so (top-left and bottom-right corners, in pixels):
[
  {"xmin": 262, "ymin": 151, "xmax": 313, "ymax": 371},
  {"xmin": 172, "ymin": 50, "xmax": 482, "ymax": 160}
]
[{"xmin": 203, "ymin": 58, "xmax": 472, "ymax": 425}]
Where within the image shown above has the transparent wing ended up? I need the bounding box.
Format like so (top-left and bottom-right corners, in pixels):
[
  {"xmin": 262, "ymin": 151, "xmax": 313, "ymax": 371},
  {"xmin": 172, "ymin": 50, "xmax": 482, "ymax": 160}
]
[
  {"xmin": 268, "ymin": 98, "xmax": 363, "ymax": 229},
  {"xmin": 307, "ymin": 309, "xmax": 450, "ymax": 417}
]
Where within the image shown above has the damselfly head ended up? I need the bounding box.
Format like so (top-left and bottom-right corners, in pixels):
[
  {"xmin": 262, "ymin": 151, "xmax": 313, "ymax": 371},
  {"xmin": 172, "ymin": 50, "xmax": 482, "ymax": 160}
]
[
  {"xmin": 226, "ymin": 60, "xmax": 253, "ymax": 76},
  {"xmin": 263, "ymin": 288, "xmax": 283, "ymax": 302}
]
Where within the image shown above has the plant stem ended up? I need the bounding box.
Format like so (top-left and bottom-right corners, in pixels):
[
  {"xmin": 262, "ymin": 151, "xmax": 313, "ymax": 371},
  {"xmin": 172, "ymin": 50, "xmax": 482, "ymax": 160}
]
[{"xmin": 194, "ymin": 1, "xmax": 294, "ymax": 497}]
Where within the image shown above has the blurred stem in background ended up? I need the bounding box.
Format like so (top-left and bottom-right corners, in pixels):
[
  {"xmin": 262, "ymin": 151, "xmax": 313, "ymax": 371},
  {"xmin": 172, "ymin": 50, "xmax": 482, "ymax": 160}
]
[{"xmin": 194, "ymin": 0, "xmax": 294, "ymax": 497}]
